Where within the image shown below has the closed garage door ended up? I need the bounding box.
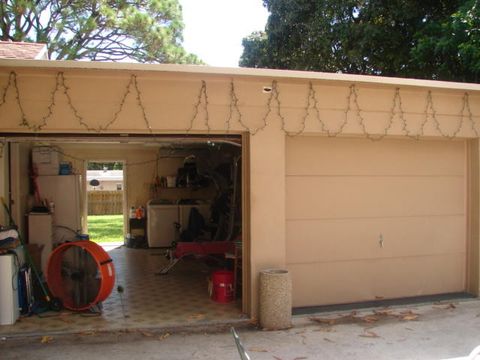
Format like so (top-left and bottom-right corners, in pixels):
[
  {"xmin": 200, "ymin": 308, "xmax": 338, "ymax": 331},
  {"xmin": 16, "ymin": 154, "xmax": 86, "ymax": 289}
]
[{"xmin": 286, "ymin": 137, "xmax": 466, "ymax": 307}]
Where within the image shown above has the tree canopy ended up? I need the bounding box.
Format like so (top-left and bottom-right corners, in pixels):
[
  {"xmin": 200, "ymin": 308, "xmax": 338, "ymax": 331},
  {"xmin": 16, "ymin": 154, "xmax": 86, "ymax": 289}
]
[
  {"xmin": 240, "ymin": 0, "xmax": 480, "ymax": 83},
  {"xmin": 88, "ymin": 162, "xmax": 123, "ymax": 170},
  {"xmin": 0, "ymin": 0, "xmax": 201, "ymax": 63}
]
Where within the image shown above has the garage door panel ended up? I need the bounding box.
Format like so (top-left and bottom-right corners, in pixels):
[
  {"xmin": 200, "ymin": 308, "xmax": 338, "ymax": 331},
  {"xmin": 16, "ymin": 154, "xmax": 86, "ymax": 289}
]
[
  {"xmin": 286, "ymin": 176, "xmax": 464, "ymax": 220},
  {"xmin": 286, "ymin": 137, "xmax": 466, "ymax": 307},
  {"xmin": 286, "ymin": 215, "xmax": 465, "ymax": 264},
  {"xmin": 286, "ymin": 137, "xmax": 465, "ymax": 177},
  {"xmin": 289, "ymin": 254, "xmax": 466, "ymax": 307}
]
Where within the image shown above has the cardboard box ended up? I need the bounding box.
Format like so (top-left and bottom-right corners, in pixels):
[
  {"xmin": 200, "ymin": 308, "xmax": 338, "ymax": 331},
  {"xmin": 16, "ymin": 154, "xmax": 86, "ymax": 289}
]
[{"xmin": 32, "ymin": 146, "xmax": 59, "ymax": 175}]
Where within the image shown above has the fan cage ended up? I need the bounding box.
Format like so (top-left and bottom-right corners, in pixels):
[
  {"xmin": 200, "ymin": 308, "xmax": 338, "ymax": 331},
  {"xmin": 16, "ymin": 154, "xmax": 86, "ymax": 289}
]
[{"xmin": 47, "ymin": 240, "xmax": 115, "ymax": 311}]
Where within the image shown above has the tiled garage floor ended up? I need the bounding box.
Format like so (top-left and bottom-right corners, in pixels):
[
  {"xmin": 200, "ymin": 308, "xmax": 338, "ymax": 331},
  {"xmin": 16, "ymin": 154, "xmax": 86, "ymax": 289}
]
[{"xmin": 0, "ymin": 246, "xmax": 244, "ymax": 336}]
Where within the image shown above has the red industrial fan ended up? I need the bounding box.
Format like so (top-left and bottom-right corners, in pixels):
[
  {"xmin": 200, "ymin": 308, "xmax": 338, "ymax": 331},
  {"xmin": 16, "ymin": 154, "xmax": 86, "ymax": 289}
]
[{"xmin": 47, "ymin": 241, "xmax": 115, "ymax": 311}]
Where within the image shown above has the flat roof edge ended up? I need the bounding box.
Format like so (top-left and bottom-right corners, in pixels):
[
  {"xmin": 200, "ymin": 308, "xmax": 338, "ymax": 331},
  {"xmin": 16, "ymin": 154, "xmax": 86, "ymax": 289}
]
[{"xmin": 1, "ymin": 59, "xmax": 479, "ymax": 92}]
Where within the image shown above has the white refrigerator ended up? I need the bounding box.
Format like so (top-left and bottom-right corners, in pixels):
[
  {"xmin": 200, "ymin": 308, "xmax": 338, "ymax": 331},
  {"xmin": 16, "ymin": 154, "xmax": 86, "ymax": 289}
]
[
  {"xmin": 35, "ymin": 175, "xmax": 83, "ymax": 244},
  {"xmin": 0, "ymin": 254, "xmax": 20, "ymax": 325},
  {"xmin": 146, "ymin": 202, "xmax": 211, "ymax": 248},
  {"xmin": 147, "ymin": 204, "xmax": 178, "ymax": 247}
]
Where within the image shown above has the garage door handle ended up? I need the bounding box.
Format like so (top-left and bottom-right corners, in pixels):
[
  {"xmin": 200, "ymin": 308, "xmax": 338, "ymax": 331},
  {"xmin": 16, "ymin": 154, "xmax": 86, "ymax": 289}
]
[{"xmin": 379, "ymin": 234, "xmax": 384, "ymax": 248}]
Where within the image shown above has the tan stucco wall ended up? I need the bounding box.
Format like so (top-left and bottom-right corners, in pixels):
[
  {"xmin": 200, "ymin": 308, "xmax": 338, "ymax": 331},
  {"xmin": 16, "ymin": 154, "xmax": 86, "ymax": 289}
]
[
  {"xmin": 466, "ymin": 140, "xmax": 480, "ymax": 296},
  {"xmin": 1, "ymin": 62, "xmax": 480, "ymax": 316}
]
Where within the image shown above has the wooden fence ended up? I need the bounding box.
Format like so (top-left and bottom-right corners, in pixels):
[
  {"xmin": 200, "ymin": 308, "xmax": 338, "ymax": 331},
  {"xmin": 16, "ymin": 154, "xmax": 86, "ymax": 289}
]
[{"xmin": 88, "ymin": 190, "xmax": 123, "ymax": 215}]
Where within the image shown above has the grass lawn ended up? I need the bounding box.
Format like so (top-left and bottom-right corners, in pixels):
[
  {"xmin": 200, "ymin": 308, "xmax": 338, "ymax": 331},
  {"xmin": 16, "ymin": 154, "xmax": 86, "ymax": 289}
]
[{"xmin": 88, "ymin": 214, "xmax": 124, "ymax": 243}]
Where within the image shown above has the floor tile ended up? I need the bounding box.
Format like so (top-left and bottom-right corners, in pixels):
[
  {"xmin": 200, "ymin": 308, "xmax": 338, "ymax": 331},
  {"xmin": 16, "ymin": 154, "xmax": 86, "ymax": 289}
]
[{"xmin": 0, "ymin": 246, "xmax": 244, "ymax": 335}]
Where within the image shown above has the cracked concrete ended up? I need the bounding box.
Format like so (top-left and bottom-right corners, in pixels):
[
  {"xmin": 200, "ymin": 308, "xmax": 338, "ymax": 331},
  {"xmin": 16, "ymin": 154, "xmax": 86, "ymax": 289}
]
[{"xmin": 1, "ymin": 298, "xmax": 480, "ymax": 360}]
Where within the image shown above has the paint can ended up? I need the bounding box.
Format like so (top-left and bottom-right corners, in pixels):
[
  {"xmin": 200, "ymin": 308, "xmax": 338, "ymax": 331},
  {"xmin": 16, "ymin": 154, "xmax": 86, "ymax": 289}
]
[
  {"xmin": 166, "ymin": 176, "xmax": 176, "ymax": 188},
  {"xmin": 211, "ymin": 270, "xmax": 234, "ymax": 303}
]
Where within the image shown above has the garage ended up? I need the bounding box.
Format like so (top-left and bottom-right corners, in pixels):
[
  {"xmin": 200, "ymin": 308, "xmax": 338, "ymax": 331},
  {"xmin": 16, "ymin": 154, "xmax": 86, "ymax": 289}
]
[
  {"xmin": 0, "ymin": 60, "xmax": 479, "ymax": 333},
  {"xmin": 286, "ymin": 136, "xmax": 467, "ymax": 307},
  {"xmin": 1, "ymin": 135, "xmax": 246, "ymax": 334}
]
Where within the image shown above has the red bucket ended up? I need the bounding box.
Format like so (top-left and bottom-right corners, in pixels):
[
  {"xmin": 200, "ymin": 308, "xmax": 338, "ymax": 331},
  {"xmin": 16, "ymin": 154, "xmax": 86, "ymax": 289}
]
[{"xmin": 211, "ymin": 270, "xmax": 234, "ymax": 303}]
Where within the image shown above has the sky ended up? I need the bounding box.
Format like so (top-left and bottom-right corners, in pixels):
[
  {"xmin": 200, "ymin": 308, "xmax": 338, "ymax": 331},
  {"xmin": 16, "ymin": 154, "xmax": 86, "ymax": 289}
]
[{"xmin": 178, "ymin": 0, "xmax": 269, "ymax": 67}]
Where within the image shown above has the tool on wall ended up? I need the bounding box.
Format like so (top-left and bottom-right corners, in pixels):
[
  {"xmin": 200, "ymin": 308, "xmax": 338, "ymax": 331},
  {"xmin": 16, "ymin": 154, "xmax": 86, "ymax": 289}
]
[
  {"xmin": 1, "ymin": 197, "xmax": 62, "ymax": 311},
  {"xmin": 213, "ymin": 155, "xmax": 241, "ymax": 241}
]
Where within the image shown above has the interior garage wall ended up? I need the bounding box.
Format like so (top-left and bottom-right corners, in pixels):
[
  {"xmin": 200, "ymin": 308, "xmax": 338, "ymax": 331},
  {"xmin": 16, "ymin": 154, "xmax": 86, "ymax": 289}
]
[
  {"xmin": 59, "ymin": 143, "xmax": 217, "ymax": 207},
  {"xmin": 0, "ymin": 144, "xmax": 8, "ymax": 225},
  {"xmin": 0, "ymin": 63, "xmax": 479, "ymax": 316},
  {"xmin": 10, "ymin": 143, "xmax": 32, "ymax": 238},
  {"xmin": 59, "ymin": 144, "xmax": 181, "ymax": 208}
]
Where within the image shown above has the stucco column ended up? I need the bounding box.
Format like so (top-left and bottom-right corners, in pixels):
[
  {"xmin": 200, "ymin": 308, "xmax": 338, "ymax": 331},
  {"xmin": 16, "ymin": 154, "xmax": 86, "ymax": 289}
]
[
  {"xmin": 467, "ymin": 139, "xmax": 480, "ymax": 296},
  {"xmin": 249, "ymin": 125, "xmax": 286, "ymax": 318}
]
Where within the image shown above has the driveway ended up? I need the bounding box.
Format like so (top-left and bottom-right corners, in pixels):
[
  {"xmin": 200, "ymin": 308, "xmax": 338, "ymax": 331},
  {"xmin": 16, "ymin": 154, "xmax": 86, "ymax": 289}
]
[{"xmin": 1, "ymin": 298, "xmax": 480, "ymax": 360}]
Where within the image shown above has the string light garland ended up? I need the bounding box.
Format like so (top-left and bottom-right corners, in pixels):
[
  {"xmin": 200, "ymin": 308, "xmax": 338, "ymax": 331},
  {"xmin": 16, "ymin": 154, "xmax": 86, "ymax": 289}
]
[
  {"xmin": 55, "ymin": 148, "xmax": 163, "ymax": 168},
  {"xmin": 61, "ymin": 72, "xmax": 98, "ymax": 132},
  {"xmin": 102, "ymin": 74, "xmax": 153, "ymax": 133},
  {"xmin": 187, "ymin": 80, "xmax": 210, "ymax": 133},
  {"xmin": 397, "ymin": 87, "xmax": 424, "ymax": 140},
  {"xmin": 0, "ymin": 71, "xmax": 478, "ymax": 141},
  {"xmin": 246, "ymin": 80, "xmax": 274, "ymax": 135},
  {"xmin": 287, "ymin": 82, "xmax": 316, "ymax": 136},
  {"xmin": 0, "ymin": 72, "xmax": 153, "ymax": 133},
  {"xmin": 351, "ymin": 84, "xmax": 394, "ymax": 141},
  {"xmin": 225, "ymin": 81, "xmax": 248, "ymax": 133},
  {"xmin": 316, "ymin": 83, "xmax": 350, "ymax": 137},
  {"xmin": 224, "ymin": 79, "xmax": 277, "ymax": 136},
  {"xmin": 426, "ymin": 91, "xmax": 460, "ymax": 140},
  {"xmin": 0, "ymin": 71, "xmax": 28, "ymax": 129},
  {"xmin": 463, "ymin": 93, "xmax": 479, "ymax": 138}
]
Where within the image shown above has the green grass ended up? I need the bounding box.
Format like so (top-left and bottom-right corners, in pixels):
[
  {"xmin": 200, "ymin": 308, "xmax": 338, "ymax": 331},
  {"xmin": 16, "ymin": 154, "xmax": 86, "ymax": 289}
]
[{"xmin": 87, "ymin": 215, "xmax": 124, "ymax": 243}]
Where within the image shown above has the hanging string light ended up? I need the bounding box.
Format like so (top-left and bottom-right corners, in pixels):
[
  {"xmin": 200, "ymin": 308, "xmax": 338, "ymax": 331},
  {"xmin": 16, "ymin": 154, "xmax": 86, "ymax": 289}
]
[
  {"xmin": 0, "ymin": 72, "xmax": 154, "ymax": 133},
  {"xmin": 0, "ymin": 72, "xmax": 29, "ymax": 129},
  {"xmin": 186, "ymin": 80, "xmax": 210, "ymax": 133},
  {"xmin": 225, "ymin": 81, "xmax": 248, "ymax": 133},
  {"xmin": 463, "ymin": 92, "xmax": 479, "ymax": 138},
  {"xmin": 312, "ymin": 83, "xmax": 350, "ymax": 137},
  {"xmin": 101, "ymin": 74, "xmax": 153, "ymax": 132},
  {"xmin": 0, "ymin": 71, "xmax": 477, "ymax": 140},
  {"xmin": 287, "ymin": 81, "xmax": 318, "ymax": 136},
  {"xmin": 225, "ymin": 79, "xmax": 295, "ymax": 135},
  {"xmin": 226, "ymin": 80, "xmax": 276, "ymax": 136},
  {"xmin": 351, "ymin": 84, "xmax": 396, "ymax": 141},
  {"xmin": 427, "ymin": 90, "xmax": 465, "ymax": 140},
  {"xmin": 55, "ymin": 148, "xmax": 159, "ymax": 167}
]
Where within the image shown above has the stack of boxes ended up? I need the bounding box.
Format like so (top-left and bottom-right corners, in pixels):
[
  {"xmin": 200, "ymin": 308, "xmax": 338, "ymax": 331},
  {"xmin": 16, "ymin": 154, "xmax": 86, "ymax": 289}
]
[{"xmin": 32, "ymin": 146, "xmax": 59, "ymax": 175}]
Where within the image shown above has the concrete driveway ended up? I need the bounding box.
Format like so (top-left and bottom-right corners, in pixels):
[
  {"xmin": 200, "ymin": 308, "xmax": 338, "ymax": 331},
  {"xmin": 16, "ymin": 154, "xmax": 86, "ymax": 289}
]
[{"xmin": 1, "ymin": 298, "xmax": 480, "ymax": 360}]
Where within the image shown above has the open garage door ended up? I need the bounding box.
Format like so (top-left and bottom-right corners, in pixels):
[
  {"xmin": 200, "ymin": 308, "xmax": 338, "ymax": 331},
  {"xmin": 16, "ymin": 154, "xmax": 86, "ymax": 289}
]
[
  {"xmin": 286, "ymin": 136, "xmax": 466, "ymax": 308},
  {"xmin": 1, "ymin": 134, "xmax": 248, "ymax": 336}
]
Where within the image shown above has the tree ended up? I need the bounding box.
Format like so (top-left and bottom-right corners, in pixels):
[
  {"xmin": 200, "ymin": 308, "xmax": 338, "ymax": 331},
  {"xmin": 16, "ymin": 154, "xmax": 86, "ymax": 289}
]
[
  {"xmin": 411, "ymin": 0, "xmax": 480, "ymax": 82},
  {"xmin": 88, "ymin": 162, "xmax": 123, "ymax": 170},
  {"xmin": 240, "ymin": 0, "xmax": 479, "ymax": 82},
  {"xmin": 0, "ymin": 0, "xmax": 201, "ymax": 63}
]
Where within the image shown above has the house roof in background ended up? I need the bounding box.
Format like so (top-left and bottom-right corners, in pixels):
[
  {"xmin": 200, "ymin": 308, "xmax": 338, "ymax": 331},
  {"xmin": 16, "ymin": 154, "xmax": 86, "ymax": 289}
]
[
  {"xmin": 87, "ymin": 170, "xmax": 124, "ymax": 182},
  {"xmin": 0, "ymin": 41, "xmax": 48, "ymax": 60}
]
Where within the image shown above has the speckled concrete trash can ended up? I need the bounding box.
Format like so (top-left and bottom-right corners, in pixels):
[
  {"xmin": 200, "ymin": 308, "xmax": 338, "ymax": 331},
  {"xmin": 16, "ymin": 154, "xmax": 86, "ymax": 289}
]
[{"xmin": 259, "ymin": 269, "xmax": 292, "ymax": 330}]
